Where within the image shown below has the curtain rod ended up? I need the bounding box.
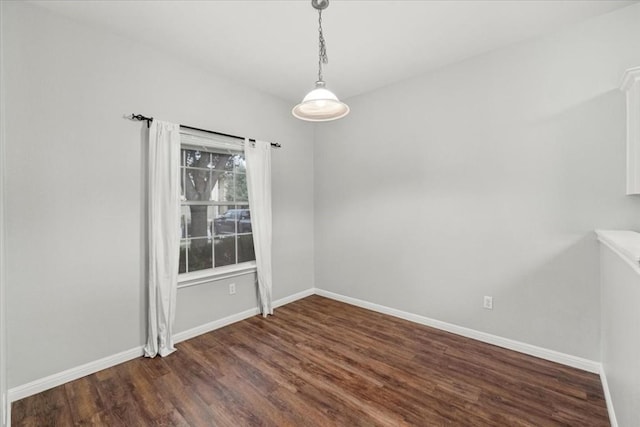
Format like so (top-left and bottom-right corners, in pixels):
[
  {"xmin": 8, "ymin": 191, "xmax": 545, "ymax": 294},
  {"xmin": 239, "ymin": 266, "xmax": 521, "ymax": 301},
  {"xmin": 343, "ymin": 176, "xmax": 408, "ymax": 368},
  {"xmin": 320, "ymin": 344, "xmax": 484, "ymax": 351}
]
[{"xmin": 128, "ymin": 114, "xmax": 281, "ymax": 148}]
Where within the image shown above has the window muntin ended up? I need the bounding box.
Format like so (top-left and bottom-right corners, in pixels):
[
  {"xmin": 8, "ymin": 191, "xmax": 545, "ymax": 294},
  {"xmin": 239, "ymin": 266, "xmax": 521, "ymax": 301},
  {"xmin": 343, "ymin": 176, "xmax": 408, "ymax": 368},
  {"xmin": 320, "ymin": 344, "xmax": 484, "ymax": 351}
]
[{"xmin": 178, "ymin": 134, "xmax": 255, "ymax": 276}]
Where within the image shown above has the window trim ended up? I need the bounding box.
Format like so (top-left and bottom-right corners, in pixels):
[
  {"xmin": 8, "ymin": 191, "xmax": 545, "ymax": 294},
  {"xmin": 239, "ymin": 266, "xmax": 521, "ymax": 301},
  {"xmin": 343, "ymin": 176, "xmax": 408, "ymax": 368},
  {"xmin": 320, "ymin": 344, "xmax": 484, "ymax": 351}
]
[
  {"xmin": 178, "ymin": 128, "xmax": 255, "ymax": 282},
  {"xmin": 180, "ymin": 128, "xmax": 244, "ymax": 152},
  {"xmin": 178, "ymin": 261, "xmax": 257, "ymax": 289}
]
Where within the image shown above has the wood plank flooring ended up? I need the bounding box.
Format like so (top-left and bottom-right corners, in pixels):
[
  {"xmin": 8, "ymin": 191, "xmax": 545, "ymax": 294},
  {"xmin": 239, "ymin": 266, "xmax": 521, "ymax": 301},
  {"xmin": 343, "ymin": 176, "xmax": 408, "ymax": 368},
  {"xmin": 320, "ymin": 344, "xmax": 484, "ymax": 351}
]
[{"xmin": 12, "ymin": 295, "xmax": 609, "ymax": 426}]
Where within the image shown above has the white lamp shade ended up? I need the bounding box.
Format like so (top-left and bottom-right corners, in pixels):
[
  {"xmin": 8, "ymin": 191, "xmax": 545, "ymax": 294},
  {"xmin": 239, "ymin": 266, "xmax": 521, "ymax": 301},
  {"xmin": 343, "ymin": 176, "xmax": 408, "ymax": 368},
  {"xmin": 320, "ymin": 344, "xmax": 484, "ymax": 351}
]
[{"xmin": 292, "ymin": 81, "xmax": 349, "ymax": 122}]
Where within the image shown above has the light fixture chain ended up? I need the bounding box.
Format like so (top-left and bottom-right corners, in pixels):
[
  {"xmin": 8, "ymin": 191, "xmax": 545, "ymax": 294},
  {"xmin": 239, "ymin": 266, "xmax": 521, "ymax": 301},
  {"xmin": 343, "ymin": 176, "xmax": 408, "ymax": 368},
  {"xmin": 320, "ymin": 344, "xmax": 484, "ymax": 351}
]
[{"xmin": 318, "ymin": 9, "xmax": 328, "ymax": 82}]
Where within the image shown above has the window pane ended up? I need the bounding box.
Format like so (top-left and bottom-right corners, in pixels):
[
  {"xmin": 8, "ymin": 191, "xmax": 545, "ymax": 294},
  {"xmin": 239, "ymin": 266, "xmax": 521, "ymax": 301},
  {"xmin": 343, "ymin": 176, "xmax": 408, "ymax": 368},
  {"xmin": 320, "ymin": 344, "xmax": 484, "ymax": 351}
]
[
  {"xmin": 179, "ymin": 243, "xmax": 186, "ymax": 274},
  {"xmin": 209, "ymin": 152, "xmax": 232, "ymax": 170},
  {"xmin": 213, "ymin": 205, "xmax": 238, "ymax": 236},
  {"xmin": 180, "ymin": 207, "xmax": 189, "ymax": 238},
  {"xmin": 184, "ymin": 168, "xmax": 213, "ymax": 201},
  {"xmin": 233, "ymin": 173, "xmax": 249, "ymax": 202},
  {"xmin": 215, "ymin": 236, "xmax": 236, "ymax": 267},
  {"xmin": 183, "ymin": 149, "xmax": 211, "ymax": 169},
  {"xmin": 238, "ymin": 209, "xmax": 251, "ymax": 233},
  {"xmin": 185, "ymin": 205, "xmax": 209, "ymax": 238},
  {"xmin": 238, "ymin": 234, "xmax": 255, "ymax": 263},
  {"xmin": 211, "ymin": 171, "xmax": 230, "ymax": 202},
  {"xmin": 180, "ymin": 167, "xmax": 185, "ymax": 200},
  {"xmin": 188, "ymin": 238, "xmax": 213, "ymax": 272},
  {"xmin": 226, "ymin": 153, "xmax": 246, "ymax": 171},
  {"xmin": 217, "ymin": 171, "xmax": 233, "ymax": 202}
]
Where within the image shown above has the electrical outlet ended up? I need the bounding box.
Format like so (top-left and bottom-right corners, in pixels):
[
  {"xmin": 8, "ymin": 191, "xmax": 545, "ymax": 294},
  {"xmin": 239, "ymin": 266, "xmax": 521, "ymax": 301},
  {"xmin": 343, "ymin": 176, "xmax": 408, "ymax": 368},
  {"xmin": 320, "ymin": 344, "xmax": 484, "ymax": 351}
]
[
  {"xmin": 229, "ymin": 283, "xmax": 236, "ymax": 295},
  {"xmin": 483, "ymin": 296, "xmax": 493, "ymax": 310}
]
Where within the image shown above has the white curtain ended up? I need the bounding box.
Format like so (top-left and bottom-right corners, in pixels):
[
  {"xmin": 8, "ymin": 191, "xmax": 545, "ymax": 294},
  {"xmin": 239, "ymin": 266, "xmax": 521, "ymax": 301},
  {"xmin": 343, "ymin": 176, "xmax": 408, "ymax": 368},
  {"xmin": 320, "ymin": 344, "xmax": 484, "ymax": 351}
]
[
  {"xmin": 144, "ymin": 120, "xmax": 181, "ymax": 357},
  {"xmin": 245, "ymin": 139, "xmax": 273, "ymax": 316}
]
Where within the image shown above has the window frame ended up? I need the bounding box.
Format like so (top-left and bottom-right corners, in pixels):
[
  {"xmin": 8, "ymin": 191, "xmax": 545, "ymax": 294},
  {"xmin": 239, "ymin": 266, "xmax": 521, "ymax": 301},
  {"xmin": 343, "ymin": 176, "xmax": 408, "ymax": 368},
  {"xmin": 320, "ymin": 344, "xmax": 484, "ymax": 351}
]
[{"xmin": 177, "ymin": 129, "xmax": 256, "ymax": 287}]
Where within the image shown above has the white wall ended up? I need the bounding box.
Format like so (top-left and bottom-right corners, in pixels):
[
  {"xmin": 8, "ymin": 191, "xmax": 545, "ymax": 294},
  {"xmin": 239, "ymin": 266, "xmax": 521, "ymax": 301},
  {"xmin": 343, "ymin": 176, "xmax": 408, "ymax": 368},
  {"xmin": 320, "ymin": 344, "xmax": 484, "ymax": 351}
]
[
  {"xmin": 314, "ymin": 4, "xmax": 640, "ymax": 361},
  {"xmin": 599, "ymin": 242, "xmax": 640, "ymax": 427},
  {"xmin": 3, "ymin": 0, "xmax": 314, "ymax": 389}
]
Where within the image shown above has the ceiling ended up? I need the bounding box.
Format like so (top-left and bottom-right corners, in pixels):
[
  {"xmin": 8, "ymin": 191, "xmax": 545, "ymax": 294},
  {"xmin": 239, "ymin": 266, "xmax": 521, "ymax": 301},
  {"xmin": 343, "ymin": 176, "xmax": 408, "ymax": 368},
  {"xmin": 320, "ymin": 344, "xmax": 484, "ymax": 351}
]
[{"xmin": 30, "ymin": 0, "xmax": 638, "ymax": 103}]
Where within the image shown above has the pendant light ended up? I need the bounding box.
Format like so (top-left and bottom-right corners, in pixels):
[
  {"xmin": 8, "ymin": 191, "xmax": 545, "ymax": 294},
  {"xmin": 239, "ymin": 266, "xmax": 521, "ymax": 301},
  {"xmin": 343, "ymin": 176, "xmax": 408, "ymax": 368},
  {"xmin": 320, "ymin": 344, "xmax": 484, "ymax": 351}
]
[{"xmin": 292, "ymin": 0, "xmax": 349, "ymax": 122}]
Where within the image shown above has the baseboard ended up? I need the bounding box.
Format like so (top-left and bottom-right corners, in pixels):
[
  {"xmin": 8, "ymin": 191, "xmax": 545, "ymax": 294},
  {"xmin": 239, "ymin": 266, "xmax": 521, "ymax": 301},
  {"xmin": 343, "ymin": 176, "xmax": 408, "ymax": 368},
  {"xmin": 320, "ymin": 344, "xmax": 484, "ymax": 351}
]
[
  {"xmin": 173, "ymin": 287, "xmax": 315, "ymax": 344},
  {"xmin": 173, "ymin": 307, "xmax": 260, "ymax": 344},
  {"xmin": 273, "ymin": 288, "xmax": 315, "ymax": 308},
  {"xmin": 314, "ymin": 289, "xmax": 601, "ymax": 374},
  {"xmin": 8, "ymin": 346, "xmax": 144, "ymax": 403},
  {"xmin": 599, "ymin": 365, "xmax": 618, "ymax": 427}
]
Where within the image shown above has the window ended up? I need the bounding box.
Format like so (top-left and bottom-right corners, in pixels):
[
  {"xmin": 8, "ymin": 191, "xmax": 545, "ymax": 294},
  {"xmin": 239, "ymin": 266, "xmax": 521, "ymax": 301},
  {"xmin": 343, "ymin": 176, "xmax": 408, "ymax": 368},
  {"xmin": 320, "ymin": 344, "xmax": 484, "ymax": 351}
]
[{"xmin": 179, "ymin": 130, "xmax": 255, "ymax": 278}]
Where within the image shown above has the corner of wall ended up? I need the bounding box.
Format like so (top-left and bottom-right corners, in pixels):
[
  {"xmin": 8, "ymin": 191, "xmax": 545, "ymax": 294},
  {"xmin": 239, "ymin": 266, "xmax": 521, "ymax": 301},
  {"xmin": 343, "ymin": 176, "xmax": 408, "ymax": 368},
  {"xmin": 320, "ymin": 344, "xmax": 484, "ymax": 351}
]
[
  {"xmin": 310, "ymin": 123, "xmax": 317, "ymax": 291},
  {"xmin": 0, "ymin": 0, "xmax": 9, "ymax": 422},
  {"xmin": 599, "ymin": 364, "xmax": 618, "ymax": 427},
  {"xmin": 0, "ymin": 0, "xmax": 9, "ymax": 424}
]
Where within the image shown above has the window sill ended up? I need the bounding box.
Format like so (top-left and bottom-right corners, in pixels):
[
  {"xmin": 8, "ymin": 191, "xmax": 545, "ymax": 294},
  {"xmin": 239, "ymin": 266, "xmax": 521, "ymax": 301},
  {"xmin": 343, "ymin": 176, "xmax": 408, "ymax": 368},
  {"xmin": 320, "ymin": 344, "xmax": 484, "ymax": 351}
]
[{"xmin": 178, "ymin": 262, "xmax": 257, "ymax": 289}]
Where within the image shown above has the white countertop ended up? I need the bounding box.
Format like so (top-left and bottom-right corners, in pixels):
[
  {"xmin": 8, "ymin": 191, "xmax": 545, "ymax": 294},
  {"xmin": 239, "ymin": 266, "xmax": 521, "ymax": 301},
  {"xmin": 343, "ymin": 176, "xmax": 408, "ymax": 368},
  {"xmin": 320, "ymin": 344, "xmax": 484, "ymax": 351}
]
[{"xmin": 596, "ymin": 230, "xmax": 640, "ymax": 270}]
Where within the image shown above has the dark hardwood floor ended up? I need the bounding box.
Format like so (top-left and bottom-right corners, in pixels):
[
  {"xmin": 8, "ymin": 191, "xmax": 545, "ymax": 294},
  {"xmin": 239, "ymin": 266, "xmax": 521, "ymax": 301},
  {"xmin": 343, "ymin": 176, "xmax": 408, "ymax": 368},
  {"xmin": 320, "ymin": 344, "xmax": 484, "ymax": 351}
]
[{"xmin": 12, "ymin": 295, "xmax": 609, "ymax": 426}]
